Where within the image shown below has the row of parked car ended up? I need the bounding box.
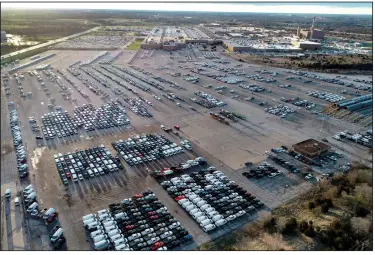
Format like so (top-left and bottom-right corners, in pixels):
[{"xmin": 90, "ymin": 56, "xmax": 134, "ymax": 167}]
[
  {"xmin": 112, "ymin": 134, "xmax": 185, "ymax": 166},
  {"xmin": 10, "ymin": 109, "xmax": 29, "ymax": 178},
  {"xmin": 73, "ymin": 101, "xmax": 130, "ymax": 131},
  {"xmin": 159, "ymin": 167, "xmax": 264, "ymax": 232},
  {"xmin": 41, "ymin": 111, "xmax": 78, "ymax": 140},
  {"xmin": 307, "ymin": 91, "xmax": 346, "ymax": 103},
  {"xmin": 151, "ymin": 157, "xmax": 207, "ymax": 178},
  {"xmin": 116, "ymin": 66, "xmax": 166, "ymax": 91},
  {"xmin": 130, "ymin": 66, "xmax": 183, "ymax": 90},
  {"xmin": 124, "ymin": 97, "xmax": 153, "ymax": 118},
  {"xmin": 242, "ymin": 162, "xmax": 283, "ymax": 179},
  {"xmin": 54, "ymin": 145, "xmax": 123, "ymax": 185},
  {"xmin": 83, "ymin": 191, "xmax": 192, "ymax": 251},
  {"xmin": 19, "ymin": 184, "xmax": 66, "ymax": 250}
]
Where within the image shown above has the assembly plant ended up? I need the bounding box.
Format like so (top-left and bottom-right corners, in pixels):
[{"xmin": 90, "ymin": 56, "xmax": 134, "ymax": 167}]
[{"xmin": 1, "ymin": 12, "xmax": 372, "ymax": 252}]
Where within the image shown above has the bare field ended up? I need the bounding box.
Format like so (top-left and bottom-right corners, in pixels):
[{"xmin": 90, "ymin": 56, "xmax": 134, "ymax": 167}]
[{"xmin": 1, "ymin": 47, "xmax": 370, "ymax": 250}]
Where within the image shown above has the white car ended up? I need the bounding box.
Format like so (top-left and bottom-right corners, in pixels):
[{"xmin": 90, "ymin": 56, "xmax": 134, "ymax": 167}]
[
  {"xmin": 226, "ymin": 215, "xmax": 237, "ymax": 221},
  {"xmin": 235, "ymin": 210, "xmax": 246, "ymax": 217}
]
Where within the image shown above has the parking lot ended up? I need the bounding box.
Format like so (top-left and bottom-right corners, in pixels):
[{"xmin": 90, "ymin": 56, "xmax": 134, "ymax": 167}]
[{"xmin": 1, "ymin": 46, "xmax": 371, "ymax": 250}]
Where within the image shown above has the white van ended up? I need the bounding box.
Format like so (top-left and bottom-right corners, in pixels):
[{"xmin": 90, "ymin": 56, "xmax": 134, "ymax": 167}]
[
  {"xmin": 93, "ymin": 234, "xmax": 107, "ymax": 243},
  {"xmin": 102, "ymin": 221, "xmax": 116, "ymax": 228},
  {"xmin": 200, "ymin": 204, "xmax": 210, "ymax": 211},
  {"xmin": 14, "ymin": 197, "xmax": 20, "ymax": 206},
  {"xmin": 192, "ymin": 211, "xmax": 204, "ymax": 219},
  {"xmin": 189, "ymin": 208, "xmax": 200, "ymax": 215},
  {"xmin": 27, "ymin": 202, "xmax": 38, "ymax": 213},
  {"xmin": 98, "ymin": 213, "xmax": 111, "ymax": 221},
  {"xmin": 86, "ymin": 221, "xmax": 102, "ymax": 230},
  {"xmin": 215, "ymin": 219, "xmax": 227, "ymax": 227},
  {"xmin": 211, "ymin": 215, "xmax": 224, "ymax": 222},
  {"xmin": 51, "ymin": 228, "xmax": 63, "ymax": 242},
  {"xmin": 115, "ymin": 243, "xmax": 130, "ymax": 251},
  {"xmin": 88, "ymin": 170, "xmax": 94, "ymax": 178},
  {"xmin": 107, "ymin": 229, "xmax": 120, "ymax": 238},
  {"xmin": 196, "ymin": 201, "xmax": 206, "ymax": 207},
  {"xmin": 200, "ymin": 219, "xmax": 213, "ymax": 227},
  {"xmin": 110, "ymin": 234, "xmax": 126, "ymax": 243},
  {"xmin": 207, "ymin": 211, "xmax": 219, "ymax": 218},
  {"xmin": 42, "ymin": 208, "xmax": 56, "ymax": 219},
  {"xmin": 23, "ymin": 184, "xmax": 33, "ymax": 193},
  {"xmin": 202, "ymin": 224, "xmax": 216, "ymax": 232},
  {"xmin": 94, "ymin": 239, "xmax": 109, "ymax": 250},
  {"xmin": 196, "ymin": 216, "xmax": 207, "ymax": 223},
  {"xmin": 104, "ymin": 225, "xmax": 118, "ymax": 233},
  {"xmin": 186, "ymin": 205, "xmax": 197, "ymax": 212},
  {"xmin": 204, "ymin": 207, "xmax": 215, "ymax": 213},
  {"xmin": 23, "ymin": 188, "xmax": 34, "ymax": 197},
  {"xmin": 82, "ymin": 214, "xmax": 95, "ymax": 222},
  {"xmin": 72, "ymin": 174, "xmax": 78, "ymax": 182},
  {"xmin": 83, "ymin": 218, "xmax": 98, "ymax": 226},
  {"xmin": 114, "ymin": 212, "xmax": 127, "ymax": 220},
  {"xmin": 97, "ymin": 209, "xmax": 109, "ymax": 215},
  {"xmin": 5, "ymin": 189, "xmax": 11, "ymax": 199},
  {"xmin": 93, "ymin": 168, "xmax": 99, "ymax": 176},
  {"xmin": 90, "ymin": 230, "xmax": 104, "ymax": 239},
  {"xmin": 25, "ymin": 192, "xmax": 36, "ymax": 203},
  {"xmin": 113, "ymin": 238, "xmax": 127, "ymax": 247}
]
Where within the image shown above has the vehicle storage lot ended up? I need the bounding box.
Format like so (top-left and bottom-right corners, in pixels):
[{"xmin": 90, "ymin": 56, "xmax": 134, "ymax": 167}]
[{"xmin": 1, "ymin": 48, "xmax": 371, "ymax": 250}]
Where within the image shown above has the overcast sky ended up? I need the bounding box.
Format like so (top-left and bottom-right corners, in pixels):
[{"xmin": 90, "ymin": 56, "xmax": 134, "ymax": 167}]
[{"xmin": 2, "ymin": 1, "xmax": 372, "ymax": 15}]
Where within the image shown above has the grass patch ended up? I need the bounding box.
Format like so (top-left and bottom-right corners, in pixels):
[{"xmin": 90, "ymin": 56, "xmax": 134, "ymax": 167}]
[
  {"xmin": 1, "ymin": 46, "xmax": 50, "ymax": 65},
  {"xmin": 126, "ymin": 39, "xmax": 143, "ymax": 50}
]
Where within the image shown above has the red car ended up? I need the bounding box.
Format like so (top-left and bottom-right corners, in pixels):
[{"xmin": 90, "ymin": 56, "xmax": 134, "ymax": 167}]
[
  {"xmin": 47, "ymin": 212, "xmax": 59, "ymax": 223},
  {"xmin": 134, "ymin": 194, "xmax": 143, "ymax": 198},
  {"xmin": 148, "ymin": 211, "xmax": 157, "ymax": 216},
  {"xmin": 174, "ymin": 125, "xmax": 180, "ymax": 130},
  {"xmin": 125, "ymin": 225, "xmax": 135, "ymax": 230},
  {"xmin": 65, "ymin": 172, "xmax": 71, "ymax": 179},
  {"xmin": 152, "ymin": 242, "xmax": 165, "ymax": 250},
  {"xmin": 149, "ymin": 215, "xmax": 159, "ymax": 220},
  {"xmin": 174, "ymin": 196, "xmax": 185, "ymax": 201}
]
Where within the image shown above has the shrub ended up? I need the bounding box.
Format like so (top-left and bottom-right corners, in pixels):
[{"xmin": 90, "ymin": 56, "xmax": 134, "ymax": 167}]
[
  {"xmin": 299, "ymin": 221, "xmax": 309, "ymax": 233},
  {"xmin": 308, "ymin": 201, "xmax": 316, "ymax": 210},
  {"xmin": 321, "ymin": 203, "xmax": 330, "ymax": 213},
  {"xmin": 263, "ymin": 217, "xmax": 277, "ymax": 234},
  {"xmin": 355, "ymin": 205, "xmax": 370, "ymax": 217},
  {"xmin": 282, "ymin": 217, "xmax": 298, "ymax": 235}
]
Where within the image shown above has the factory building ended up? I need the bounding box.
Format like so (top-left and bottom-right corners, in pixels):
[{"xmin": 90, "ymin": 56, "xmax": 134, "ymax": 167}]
[
  {"xmin": 1, "ymin": 31, "xmax": 7, "ymax": 43},
  {"xmin": 297, "ymin": 27, "xmax": 325, "ymax": 40},
  {"xmin": 298, "ymin": 40, "xmax": 322, "ymax": 50},
  {"xmin": 292, "ymin": 139, "xmax": 331, "ymax": 159}
]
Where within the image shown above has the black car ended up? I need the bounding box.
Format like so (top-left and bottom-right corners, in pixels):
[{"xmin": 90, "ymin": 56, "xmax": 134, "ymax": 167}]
[{"xmin": 35, "ymin": 136, "xmax": 43, "ymax": 140}]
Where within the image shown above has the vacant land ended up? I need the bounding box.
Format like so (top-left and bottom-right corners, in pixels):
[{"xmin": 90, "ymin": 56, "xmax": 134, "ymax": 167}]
[
  {"xmin": 200, "ymin": 165, "xmax": 372, "ymax": 251},
  {"xmin": 227, "ymin": 53, "xmax": 373, "ymax": 74},
  {"xmin": 126, "ymin": 39, "xmax": 143, "ymax": 50}
]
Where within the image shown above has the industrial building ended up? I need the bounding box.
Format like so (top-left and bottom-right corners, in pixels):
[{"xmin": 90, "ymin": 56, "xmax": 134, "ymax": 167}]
[
  {"xmin": 297, "ymin": 17, "xmax": 325, "ymax": 40},
  {"xmin": 298, "ymin": 40, "xmax": 322, "ymax": 50},
  {"xmin": 141, "ymin": 26, "xmax": 219, "ymax": 50},
  {"xmin": 292, "ymin": 139, "xmax": 331, "ymax": 159},
  {"xmin": 223, "ymin": 39, "xmax": 302, "ymax": 53},
  {"xmin": 1, "ymin": 31, "xmax": 7, "ymax": 43}
]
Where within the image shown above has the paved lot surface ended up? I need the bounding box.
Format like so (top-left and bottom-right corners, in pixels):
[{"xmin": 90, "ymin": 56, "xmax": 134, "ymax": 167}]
[{"xmin": 1, "ymin": 47, "xmax": 371, "ymax": 250}]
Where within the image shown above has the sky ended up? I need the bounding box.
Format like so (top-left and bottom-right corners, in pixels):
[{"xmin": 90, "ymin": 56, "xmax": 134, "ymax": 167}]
[{"xmin": 1, "ymin": 1, "xmax": 373, "ymax": 15}]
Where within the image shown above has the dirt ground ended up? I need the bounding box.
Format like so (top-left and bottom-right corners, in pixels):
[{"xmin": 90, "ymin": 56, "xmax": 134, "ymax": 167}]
[{"xmin": 1, "ymin": 47, "xmax": 371, "ymax": 250}]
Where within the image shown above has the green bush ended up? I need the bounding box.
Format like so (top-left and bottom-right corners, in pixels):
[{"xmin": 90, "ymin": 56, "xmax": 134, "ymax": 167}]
[
  {"xmin": 308, "ymin": 201, "xmax": 316, "ymax": 210},
  {"xmin": 321, "ymin": 203, "xmax": 330, "ymax": 213},
  {"xmin": 282, "ymin": 217, "xmax": 298, "ymax": 235}
]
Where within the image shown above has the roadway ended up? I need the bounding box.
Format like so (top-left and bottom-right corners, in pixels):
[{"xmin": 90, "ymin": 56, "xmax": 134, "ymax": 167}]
[{"xmin": 1, "ymin": 27, "xmax": 101, "ymax": 61}]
